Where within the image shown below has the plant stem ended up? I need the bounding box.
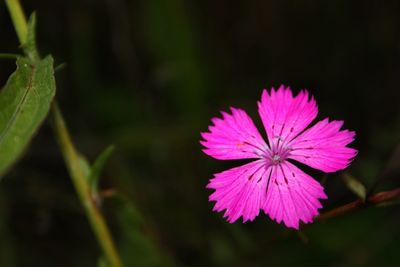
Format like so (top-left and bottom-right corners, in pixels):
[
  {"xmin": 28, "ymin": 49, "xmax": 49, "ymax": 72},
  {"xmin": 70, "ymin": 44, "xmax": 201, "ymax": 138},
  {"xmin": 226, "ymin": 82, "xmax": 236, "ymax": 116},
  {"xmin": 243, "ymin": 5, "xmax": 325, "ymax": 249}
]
[
  {"xmin": 5, "ymin": 0, "xmax": 28, "ymax": 44},
  {"xmin": 316, "ymin": 187, "xmax": 400, "ymax": 221},
  {"xmin": 0, "ymin": 53, "xmax": 20, "ymax": 59},
  {"xmin": 51, "ymin": 104, "xmax": 123, "ymax": 267},
  {"xmin": 5, "ymin": 1, "xmax": 123, "ymax": 266}
]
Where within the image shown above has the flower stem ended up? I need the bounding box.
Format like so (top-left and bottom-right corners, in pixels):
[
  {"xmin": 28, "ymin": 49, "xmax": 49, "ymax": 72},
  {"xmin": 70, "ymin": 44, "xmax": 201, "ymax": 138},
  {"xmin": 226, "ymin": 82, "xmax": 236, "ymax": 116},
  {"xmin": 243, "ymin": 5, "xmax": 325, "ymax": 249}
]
[
  {"xmin": 5, "ymin": 1, "xmax": 123, "ymax": 266},
  {"xmin": 5, "ymin": 0, "xmax": 28, "ymax": 44},
  {"xmin": 316, "ymin": 187, "xmax": 400, "ymax": 221},
  {"xmin": 51, "ymin": 104, "xmax": 123, "ymax": 267}
]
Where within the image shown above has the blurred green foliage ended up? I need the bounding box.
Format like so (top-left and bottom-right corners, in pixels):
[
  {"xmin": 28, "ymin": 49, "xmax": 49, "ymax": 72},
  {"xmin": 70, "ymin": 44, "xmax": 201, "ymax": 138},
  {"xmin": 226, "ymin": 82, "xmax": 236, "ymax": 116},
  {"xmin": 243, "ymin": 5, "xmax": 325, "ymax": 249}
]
[{"xmin": 0, "ymin": 0, "xmax": 399, "ymax": 266}]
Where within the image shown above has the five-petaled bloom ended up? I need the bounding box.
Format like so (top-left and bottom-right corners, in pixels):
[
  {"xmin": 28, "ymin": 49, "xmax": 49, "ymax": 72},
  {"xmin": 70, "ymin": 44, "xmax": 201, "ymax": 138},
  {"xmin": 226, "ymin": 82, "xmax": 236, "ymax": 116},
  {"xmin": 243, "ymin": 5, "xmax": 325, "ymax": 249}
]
[{"xmin": 200, "ymin": 85, "xmax": 357, "ymax": 229}]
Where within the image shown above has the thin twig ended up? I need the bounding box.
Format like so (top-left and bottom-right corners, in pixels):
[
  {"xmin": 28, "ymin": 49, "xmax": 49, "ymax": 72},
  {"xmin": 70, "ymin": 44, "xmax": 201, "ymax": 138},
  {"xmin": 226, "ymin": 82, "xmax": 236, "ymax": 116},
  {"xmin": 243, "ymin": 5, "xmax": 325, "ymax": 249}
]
[{"xmin": 316, "ymin": 187, "xmax": 400, "ymax": 221}]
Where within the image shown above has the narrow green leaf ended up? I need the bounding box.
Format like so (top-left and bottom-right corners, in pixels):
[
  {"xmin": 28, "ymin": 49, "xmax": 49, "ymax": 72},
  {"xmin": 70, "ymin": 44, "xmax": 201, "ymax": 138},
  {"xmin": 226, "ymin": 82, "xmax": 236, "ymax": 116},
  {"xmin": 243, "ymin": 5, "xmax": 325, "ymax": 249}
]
[
  {"xmin": 54, "ymin": 62, "xmax": 67, "ymax": 73},
  {"xmin": 343, "ymin": 173, "xmax": 367, "ymax": 201},
  {"xmin": 78, "ymin": 154, "xmax": 91, "ymax": 178},
  {"xmin": 0, "ymin": 56, "xmax": 56, "ymax": 178},
  {"xmin": 89, "ymin": 145, "xmax": 115, "ymax": 196},
  {"xmin": 23, "ymin": 13, "xmax": 39, "ymax": 62}
]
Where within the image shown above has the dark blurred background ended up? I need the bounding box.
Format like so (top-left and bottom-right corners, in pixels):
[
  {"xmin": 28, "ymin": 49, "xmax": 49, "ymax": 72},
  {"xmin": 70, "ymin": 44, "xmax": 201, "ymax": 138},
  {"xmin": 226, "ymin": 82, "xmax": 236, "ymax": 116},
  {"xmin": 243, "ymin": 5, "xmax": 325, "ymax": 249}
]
[{"xmin": 1, "ymin": 0, "xmax": 400, "ymax": 266}]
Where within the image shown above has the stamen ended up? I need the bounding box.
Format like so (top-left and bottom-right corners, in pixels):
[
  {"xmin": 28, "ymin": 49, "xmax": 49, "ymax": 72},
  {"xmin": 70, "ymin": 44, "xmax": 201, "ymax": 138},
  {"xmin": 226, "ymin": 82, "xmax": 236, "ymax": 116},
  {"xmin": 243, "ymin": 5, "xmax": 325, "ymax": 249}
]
[
  {"xmin": 266, "ymin": 134, "xmax": 294, "ymax": 164},
  {"xmin": 272, "ymin": 154, "xmax": 281, "ymax": 162}
]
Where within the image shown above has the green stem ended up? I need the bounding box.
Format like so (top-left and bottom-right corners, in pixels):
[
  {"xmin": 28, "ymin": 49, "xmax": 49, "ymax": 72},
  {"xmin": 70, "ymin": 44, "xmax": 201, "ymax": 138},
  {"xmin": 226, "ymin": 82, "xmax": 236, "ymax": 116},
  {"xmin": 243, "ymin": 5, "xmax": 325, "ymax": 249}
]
[
  {"xmin": 5, "ymin": 1, "xmax": 123, "ymax": 266},
  {"xmin": 0, "ymin": 53, "xmax": 20, "ymax": 59},
  {"xmin": 5, "ymin": 0, "xmax": 28, "ymax": 44},
  {"xmin": 51, "ymin": 105, "xmax": 123, "ymax": 267}
]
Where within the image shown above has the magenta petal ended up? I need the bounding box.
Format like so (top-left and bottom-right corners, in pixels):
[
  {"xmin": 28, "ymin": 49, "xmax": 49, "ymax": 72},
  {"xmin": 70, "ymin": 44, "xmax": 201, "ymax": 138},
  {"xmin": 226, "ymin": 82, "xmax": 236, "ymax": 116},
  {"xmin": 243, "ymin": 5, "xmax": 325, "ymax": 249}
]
[
  {"xmin": 288, "ymin": 118, "xmax": 357, "ymax": 172},
  {"xmin": 258, "ymin": 85, "xmax": 318, "ymax": 144},
  {"xmin": 263, "ymin": 161, "xmax": 327, "ymax": 229},
  {"xmin": 207, "ymin": 160, "xmax": 270, "ymax": 223},
  {"xmin": 201, "ymin": 107, "xmax": 268, "ymax": 160}
]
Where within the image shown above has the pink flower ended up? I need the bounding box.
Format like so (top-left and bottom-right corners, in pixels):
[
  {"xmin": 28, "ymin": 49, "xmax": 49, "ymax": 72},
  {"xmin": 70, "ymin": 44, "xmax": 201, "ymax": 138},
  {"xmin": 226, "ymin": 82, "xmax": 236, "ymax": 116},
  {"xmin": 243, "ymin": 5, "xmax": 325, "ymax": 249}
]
[{"xmin": 201, "ymin": 85, "xmax": 357, "ymax": 229}]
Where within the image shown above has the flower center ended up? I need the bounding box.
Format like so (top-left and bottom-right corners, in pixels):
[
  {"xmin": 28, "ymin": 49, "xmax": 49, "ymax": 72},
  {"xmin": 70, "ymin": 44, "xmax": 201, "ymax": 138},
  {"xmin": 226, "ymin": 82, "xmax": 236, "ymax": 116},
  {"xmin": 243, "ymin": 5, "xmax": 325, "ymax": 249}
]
[
  {"xmin": 267, "ymin": 136, "xmax": 291, "ymax": 165},
  {"xmin": 271, "ymin": 154, "xmax": 283, "ymax": 165}
]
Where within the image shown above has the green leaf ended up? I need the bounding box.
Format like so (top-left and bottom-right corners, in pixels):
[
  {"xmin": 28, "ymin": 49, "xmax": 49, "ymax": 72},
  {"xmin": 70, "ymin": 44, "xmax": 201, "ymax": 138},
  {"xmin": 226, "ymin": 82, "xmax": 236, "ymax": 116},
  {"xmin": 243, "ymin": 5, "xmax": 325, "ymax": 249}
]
[
  {"xmin": 89, "ymin": 145, "xmax": 115, "ymax": 196},
  {"xmin": 0, "ymin": 56, "xmax": 56, "ymax": 178},
  {"xmin": 23, "ymin": 13, "xmax": 39, "ymax": 62},
  {"xmin": 54, "ymin": 62, "xmax": 67, "ymax": 73},
  {"xmin": 78, "ymin": 154, "xmax": 91, "ymax": 178},
  {"xmin": 342, "ymin": 173, "xmax": 367, "ymax": 201}
]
